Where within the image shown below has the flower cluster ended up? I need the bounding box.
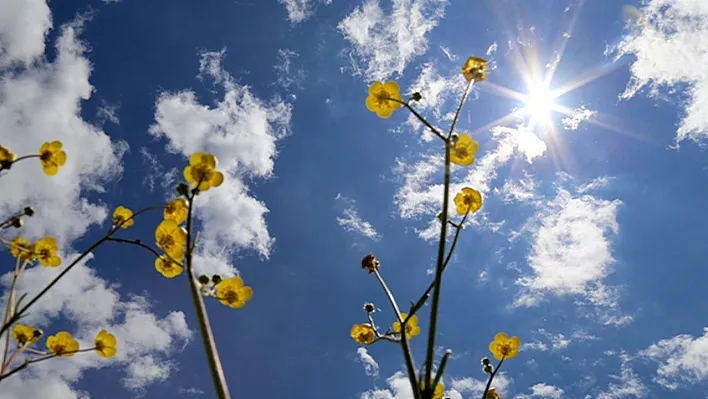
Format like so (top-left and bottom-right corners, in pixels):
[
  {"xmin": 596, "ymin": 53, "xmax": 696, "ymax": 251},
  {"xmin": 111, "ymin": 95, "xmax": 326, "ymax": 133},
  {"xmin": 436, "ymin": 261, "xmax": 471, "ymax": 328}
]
[
  {"xmin": 0, "ymin": 141, "xmax": 67, "ymax": 176},
  {"xmin": 10, "ymin": 324, "xmax": 117, "ymax": 361}
]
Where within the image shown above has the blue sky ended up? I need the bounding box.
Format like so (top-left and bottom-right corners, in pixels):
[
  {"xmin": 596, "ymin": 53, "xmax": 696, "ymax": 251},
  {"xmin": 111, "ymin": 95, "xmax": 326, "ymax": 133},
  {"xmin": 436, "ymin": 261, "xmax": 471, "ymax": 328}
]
[{"xmin": 2, "ymin": 0, "xmax": 708, "ymax": 398}]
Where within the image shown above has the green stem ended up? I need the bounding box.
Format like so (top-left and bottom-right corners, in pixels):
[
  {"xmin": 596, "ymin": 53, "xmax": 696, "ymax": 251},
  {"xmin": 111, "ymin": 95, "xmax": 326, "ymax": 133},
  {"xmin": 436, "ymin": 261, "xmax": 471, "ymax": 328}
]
[
  {"xmin": 185, "ymin": 193, "xmax": 231, "ymax": 399},
  {"xmin": 424, "ymin": 78, "xmax": 474, "ymax": 396},
  {"xmin": 0, "ymin": 257, "xmax": 21, "ymax": 374},
  {"xmin": 481, "ymin": 358, "xmax": 504, "ymax": 399},
  {"xmin": 373, "ymin": 269, "xmax": 422, "ymax": 399}
]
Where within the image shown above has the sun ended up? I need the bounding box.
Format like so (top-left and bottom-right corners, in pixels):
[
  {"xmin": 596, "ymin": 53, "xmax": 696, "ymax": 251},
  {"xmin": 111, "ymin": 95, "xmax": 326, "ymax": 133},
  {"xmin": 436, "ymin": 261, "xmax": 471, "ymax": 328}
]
[{"xmin": 519, "ymin": 80, "xmax": 557, "ymax": 130}]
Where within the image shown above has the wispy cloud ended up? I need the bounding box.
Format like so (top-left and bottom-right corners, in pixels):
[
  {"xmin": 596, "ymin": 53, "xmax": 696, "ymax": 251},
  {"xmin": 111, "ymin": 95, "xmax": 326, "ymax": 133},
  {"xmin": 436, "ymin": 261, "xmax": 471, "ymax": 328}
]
[
  {"xmin": 335, "ymin": 194, "xmax": 380, "ymax": 240},
  {"xmin": 614, "ymin": 1, "xmax": 708, "ymax": 145},
  {"xmin": 597, "ymin": 354, "xmax": 647, "ymax": 399},
  {"xmin": 640, "ymin": 327, "xmax": 708, "ymax": 390},
  {"xmin": 338, "ymin": 0, "xmax": 448, "ymax": 81},
  {"xmin": 561, "ymin": 105, "xmax": 595, "ymax": 131},
  {"xmin": 150, "ymin": 49, "xmax": 292, "ymax": 276},
  {"xmin": 357, "ymin": 347, "xmax": 380, "ymax": 378},
  {"xmin": 274, "ymin": 49, "xmax": 305, "ymax": 90},
  {"xmin": 278, "ymin": 0, "xmax": 330, "ymax": 24},
  {"xmin": 96, "ymin": 100, "xmax": 121, "ymax": 125}
]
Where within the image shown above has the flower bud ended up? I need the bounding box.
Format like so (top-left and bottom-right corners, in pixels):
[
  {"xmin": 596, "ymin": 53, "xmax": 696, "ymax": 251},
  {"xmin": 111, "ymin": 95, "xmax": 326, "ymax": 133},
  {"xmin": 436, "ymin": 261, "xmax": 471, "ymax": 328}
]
[
  {"xmin": 0, "ymin": 160, "xmax": 12, "ymax": 171},
  {"xmin": 33, "ymin": 329, "xmax": 43, "ymax": 338},
  {"xmin": 410, "ymin": 92, "xmax": 422, "ymax": 102},
  {"xmin": 10, "ymin": 216, "xmax": 22, "ymax": 228},
  {"xmin": 176, "ymin": 183, "xmax": 189, "ymax": 197},
  {"xmin": 481, "ymin": 357, "xmax": 491, "ymax": 366},
  {"xmin": 211, "ymin": 275, "xmax": 222, "ymax": 284},
  {"xmin": 483, "ymin": 364, "xmax": 493, "ymax": 374},
  {"xmin": 23, "ymin": 207, "xmax": 35, "ymax": 217},
  {"xmin": 361, "ymin": 253, "xmax": 380, "ymax": 274},
  {"xmin": 363, "ymin": 302, "xmax": 375, "ymax": 313},
  {"xmin": 198, "ymin": 275, "xmax": 210, "ymax": 285}
]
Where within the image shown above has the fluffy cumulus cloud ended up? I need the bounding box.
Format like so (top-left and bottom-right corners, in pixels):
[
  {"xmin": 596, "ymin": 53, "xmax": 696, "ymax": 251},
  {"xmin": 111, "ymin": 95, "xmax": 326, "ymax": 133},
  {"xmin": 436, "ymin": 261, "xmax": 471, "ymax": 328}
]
[
  {"xmin": 0, "ymin": 256, "xmax": 192, "ymax": 398},
  {"xmin": 335, "ymin": 194, "xmax": 380, "ymax": 240},
  {"xmin": 514, "ymin": 383, "xmax": 564, "ymax": 399},
  {"xmin": 640, "ymin": 327, "xmax": 708, "ymax": 390},
  {"xmin": 561, "ymin": 106, "xmax": 596, "ymax": 131},
  {"xmin": 615, "ymin": 0, "xmax": 708, "ymax": 144},
  {"xmin": 513, "ymin": 184, "xmax": 622, "ymax": 309},
  {"xmin": 150, "ymin": 49, "xmax": 292, "ymax": 276},
  {"xmin": 338, "ymin": 0, "xmax": 448, "ymax": 81},
  {"xmin": 394, "ymin": 126, "xmax": 546, "ymax": 239},
  {"xmin": 447, "ymin": 373, "xmax": 513, "ymax": 399}
]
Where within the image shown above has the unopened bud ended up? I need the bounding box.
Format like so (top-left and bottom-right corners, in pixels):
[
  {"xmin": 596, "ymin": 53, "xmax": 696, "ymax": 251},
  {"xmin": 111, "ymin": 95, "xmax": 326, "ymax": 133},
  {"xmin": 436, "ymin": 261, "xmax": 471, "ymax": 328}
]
[
  {"xmin": 481, "ymin": 357, "xmax": 491, "ymax": 366},
  {"xmin": 32, "ymin": 329, "xmax": 43, "ymax": 338},
  {"xmin": 212, "ymin": 275, "xmax": 222, "ymax": 284},
  {"xmin": 0, "ymin": 160, "xmax": 12, "ymax": 171},
  {"xmin": 363, "ymin": 302, "xmax": 375, "ymax": 313},
  {"xmin": 361, "ymin": 253, "xmax": 380, "ymax": 274},
  {"xmin": 410, "ymin": 92, "xmax": 422, "ymax": 102},
  {"xmin": 23, "ymin": 207, "xmax": 34, "ymax": 217},
  {"xmin": 10, "ymin": 216, "xmax": 22, "ymax": 228},
  {"xmin": 198, "ymin": 275, "xmax": 210, "ymax": 285},
  {"xmin": 483, "ymin": 364, "xmax": 493, "ymax": 374},
  {"xmin": 176, "ymin": 183, "xmax": 189, "ymax": 197}
]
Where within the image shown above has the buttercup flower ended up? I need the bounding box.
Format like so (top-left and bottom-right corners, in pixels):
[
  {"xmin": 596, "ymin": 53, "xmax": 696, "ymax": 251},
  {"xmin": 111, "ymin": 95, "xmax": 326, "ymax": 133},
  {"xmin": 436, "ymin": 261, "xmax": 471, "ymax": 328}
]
[
  {"xmin": 183, "ymin": 152, "xmax": 224, "ymax": 191},
  {"xmin": 38, "ymin": 141, "xmax": 67, "ymax": 176},
  {"xmin": 47, "ymin": 331, "xmax": 79, "ymax": 357},
  {"xmin": 365, "ymin": 82, "xmax": 403, "ymax": 119},
  {"xmin": 215, "ymin": 276, "xmax": 253, "ymax": 308},
  {"xmin": 361, "ymin": 253, "xmax": 380, "ymax": 274},
  {"xmin": 450, "ymin": 134, "xmax": 479, "ymax": 166},
  {"xmin": 0, "ymin": 144, "xmax": 16, "ymax": 165},
  {"xmin": 350, "ymin": 323, "xmax": 375, "ymax": 345},
  {"xmin": 164, "ymin": 198, "xmax": 189, "ymax": 224},
  {"xmin": 454, "ymin": 187, "xmax": 482, "ymax": 215},
  {"xmin": 461, "ymin": 56, "xmax": 489, "ymax": 82},
  {"xmin": 13, "ymin": 324, "xmax": 41, "ymax": 346},
  {"xmin": 392, "ymin": 314, "xmax": 421, "ymax": 340},
  {"xmin": 34, "ymin": 236, "xmax": 61, "ymax": 267},
  {"xmin": 10, "ymin": 236, "xmax": 34, "ymax": 261},
  {"xmin": 112, "ymin": 206, "xmax": 134, "ymax": 228},
  {"xmin": 155, "ymin": 254, "xmax": 184, "ymax": 278},
  {"xmin": 420, "ymin": 381, "xmax": 445, "ymax": 399},
  {"xmin": 155, "ymin": 219, "xmax": 187, "ymax": 259},
  {"xmin": 486, "ymin": 388, "xmax": 502, "ymax": 399},
  {"xmin": 489, "ymin": 332, "xmax": 520, "ymax": 360},
  {"xmin": 94, "ymin": 330, "xmax": 117, "ymax": 358}
]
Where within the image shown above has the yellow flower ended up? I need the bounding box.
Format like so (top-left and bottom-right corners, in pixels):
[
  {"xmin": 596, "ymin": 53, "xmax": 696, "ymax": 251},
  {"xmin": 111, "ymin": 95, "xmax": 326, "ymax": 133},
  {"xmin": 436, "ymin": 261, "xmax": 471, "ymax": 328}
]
[
  {"xmin": 420, "ymin": 381, "xmax": 445, "ymax": 399},
  {"xmin": 461, "ymin": 56, "xmax": 489, "ymax": 82},
  {"xmin": 183, "ymin": 152, "xmax": 224, "ymax": 191},
  {"xmin": 365, "ymin": 81, "xmax": 403, "ymax": 119},
  {"xmin": 454, "ymin": 187, "xmax": 482, "ymax": 215},
  {"xmin": 486, "ymin": 388, "xmax": 502, "ymax": 399},
  {"xmin": 47, "ymin": 331, "xmax": 79, "ymax": 357},
  {"xmin": 34, "ymin": 236, "xmax": 61, "ymax": 267},
  {"xmin": 13, "ymin": 324, "xmax": 41, "ymax": 346},
  {"xmin": 164, "ymin": 198, "xmax": 188, "ymax": 224},
  {"xmin": 154, "ymin": 254, "xmax": 184, "ymax": 278},
  {"xmin": 10, "ymin": 236, "xmax": 35, "ymax": 262},
  {"xmin": 155, "ymin": 219, "xmax": 187, "ymax": 260},
  {"xmin": 350, "ymin": 323, "xmax": 375, "ymax": 345},
  {"xmin": 392, "ymin": 313, "xmax": 421, "ymax": 340},
  {"xmin": 489, "ymin": 332, "xmax": 520, "ymax": 360},
  {"xmin": 38, "ymin": 141, "xmax": 67, "ymax": 176},
  {"xmin": 112, "ymin": 206, "xmax": 135, "ymax": 228},
  {"xmin": 215, "ymin": 276, "xmax": 253, "ymax": 308},
  {"xmin": 450, "ymin": 134, "xmax": 479, "ymax": 166},
  {"xmin": 0, "ymin": 144, "xmax": 16, "ymax": 164},
  {"xmin": 94, "ymin": 330, "xmax": 117, "ymax": 358}
]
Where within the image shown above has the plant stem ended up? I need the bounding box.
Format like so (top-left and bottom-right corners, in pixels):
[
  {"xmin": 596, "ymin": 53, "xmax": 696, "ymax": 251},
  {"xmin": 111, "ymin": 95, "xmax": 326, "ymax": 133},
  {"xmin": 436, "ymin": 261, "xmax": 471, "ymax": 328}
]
[
  {"xmin": 482, "ymin": 358, "xmax": 504, "ymax": 399},
  {"xmin": 373, "ymin": 269, "xmax": 422, "ymax": 399},
  {"xmin": 424, "ymin": 78, "xmax": 474, "ymax": 395},
  {"xmin": 185, "ymin": 193, "xmax": 231, "ymax": 399},
  {"xmin": 0, "ymin": 257, "xmax": 21, "ymax": 374}
]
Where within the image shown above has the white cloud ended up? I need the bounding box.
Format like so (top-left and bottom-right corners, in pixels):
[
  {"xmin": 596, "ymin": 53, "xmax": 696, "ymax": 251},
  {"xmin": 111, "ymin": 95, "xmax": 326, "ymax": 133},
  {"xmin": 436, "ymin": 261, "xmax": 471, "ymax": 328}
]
[
  {"xmin": 495, "ymin": 173, "xmax": 538, "ymax": 204},
  {"xmin": 640, "ymin": 327, "xmax": 708, "ymax": 390},
  {"xmin": 0, "ymin": 0, "xmax": 51, "ymax": 66},
  {"xmin": 96, "ymin": 100, "xmax": 120, "ymax": 125},
  {"xmin": 338, "ymin": 0, "xmax": 448, "ymax": 81},
  {"xmin": 357, "ymin": 347, "xmax": 380, "ymax": 378},
  {"xmin": 440, "ymin": 46, "xmax": 456, "ymax": 61},
  {"xmin": 274, "ymin": 49, "xmax": 305, "ymax": 90},
  {"xmin": 335, "ymin": 194, "xmax": 380, "ymax": 240},
  {"xmin": 139, "ymin": 147, "xmax": 178, "ymax": 193},
  {"xmin": 360, "ymin": 371, "xmax": 413, "ymax": 399},
  {"xmin": 448, "ymin": 373, "xmax": 512, "ymax": 399},
  {"xmin": 576, "ymin": 176, "xmax": 612, "ymax": 194},
  {"xmin": 394, "ymin": 126, "xmax": 546, "ymax": 239},
  {"xmin": 614, "ymin": 0, "xmax": 708, "ymax": 145},
  {"xmin": 278, "ymin": 0, "xmax": 331, "ymax": 23},
  {"xmin": 0, "ymin": 18, "xmax": 126, "ymax": 248},
  {"xmin": 526, "ymin": 383, "xmax": 564, "ymax": 399},
  {"xmin": 596, "ymin": 355, "xmax": 647, "ymax": 399},
  {"xmin": 514, "ymin": 186, "xmax": 622, "ymax": 308},
  {"xmin": 561, "ymin": 106, "xmax": 595, "ymax": 131},
  {"xmin": 149, "ymin": 49, "xmax": 292, "ymax": 275}
]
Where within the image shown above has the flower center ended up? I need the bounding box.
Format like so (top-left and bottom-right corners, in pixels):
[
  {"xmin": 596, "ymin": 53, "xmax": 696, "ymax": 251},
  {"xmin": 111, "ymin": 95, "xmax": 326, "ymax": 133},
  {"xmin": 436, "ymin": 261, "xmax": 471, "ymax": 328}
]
[
  {"xmin": 54, "ymin": 344, "xmax": 66, "ymax": 354},
  {"xmin": 159, "ymin": 236, "xmax": 175, "ymax": 248},
  {"xmin": 224, "ymin": 291, "xmax": 239, "ymax": 304},
  {"xmin": 39, "ymin": 248, "xmax": 50, "ymax": 259},
  {"xmin": 40, "ymin": 151, "xmax": 52, "ymax": 161}
]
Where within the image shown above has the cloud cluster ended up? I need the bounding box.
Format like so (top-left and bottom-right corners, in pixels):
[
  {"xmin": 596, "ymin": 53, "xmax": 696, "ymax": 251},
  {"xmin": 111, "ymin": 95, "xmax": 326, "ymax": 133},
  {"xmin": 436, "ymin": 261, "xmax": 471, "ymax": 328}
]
[
  {"xmin": 615, "ymin": 0, "xmax": 708, "ymax": 145},
  {"xmin": 338, "ymin": 0, "xmax": 448, "ymax": 81},
  {"xmin": 150, "ymin": 49, "xmax": 292, "ymax": 276},
  {"xmin": 640, "ymin": 327, "xmax": 708, "ymax": 390}
]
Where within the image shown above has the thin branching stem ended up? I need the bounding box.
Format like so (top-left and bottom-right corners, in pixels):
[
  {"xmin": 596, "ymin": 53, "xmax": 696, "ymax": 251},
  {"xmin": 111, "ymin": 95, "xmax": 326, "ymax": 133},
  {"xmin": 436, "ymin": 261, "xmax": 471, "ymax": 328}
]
[
  {"xmin": 424, "ymin": 78, "xmax": 474, "ymax": 396},
  {"xmin": 107, "ymin": 237, "xmax": 185, "ymax": 268},
  {"xmin": 482, "ymin": 357, "xmax": 504, "ymax": 399},
  {"xmin": 0, "ymin": 257, "xmax": 22, "ymax": 374},
  {"xmin": 184, "ymin": 191, "xmax": 231, "ymax": 399},
  {"xmin": 0, "ymin": 347, "xmax": 96, "ymax": 382}
]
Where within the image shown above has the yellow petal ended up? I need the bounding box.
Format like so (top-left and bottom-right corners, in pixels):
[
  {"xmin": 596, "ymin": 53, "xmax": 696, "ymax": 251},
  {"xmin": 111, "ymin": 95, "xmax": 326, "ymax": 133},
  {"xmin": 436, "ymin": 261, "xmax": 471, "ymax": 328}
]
[
  {"xmin": 494, "ymin": 332, "xmax": 509, "ymax": 342},
  {"xmin": 238, "ymin": 286, "xmax": 253, "ymax": 302},
  {"xmin": 377, "ymin": 108, "xmax": 393, "ymax": 119},
  {"xmin": 211, "ymin": 171, "xmax": 224, "ymax": 187},
  {"xmin": 383, "ymin": 81, "xmax": 400, "ymax": 94},
  {"xmin": 44, "ymin": 164, "xmax": 59, "ymax": 176},
  {"xmin": 55, "ymin": 151, "xmax": 67, "ymax": 166},
  {"xmin": 368, "ymin": 82, "xmax": 384, "ymax": 94}
]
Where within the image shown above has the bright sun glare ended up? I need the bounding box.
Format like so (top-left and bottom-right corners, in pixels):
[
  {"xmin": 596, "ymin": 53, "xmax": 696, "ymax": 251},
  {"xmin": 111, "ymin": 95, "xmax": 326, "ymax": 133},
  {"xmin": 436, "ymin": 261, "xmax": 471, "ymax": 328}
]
[{"xmin": 520, "ymin": 81, "xmax": 556, "ymax": 130}]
